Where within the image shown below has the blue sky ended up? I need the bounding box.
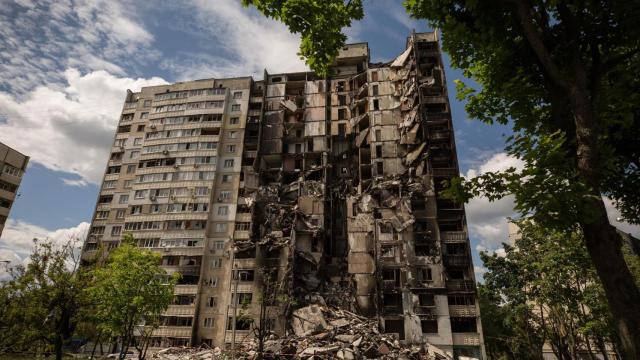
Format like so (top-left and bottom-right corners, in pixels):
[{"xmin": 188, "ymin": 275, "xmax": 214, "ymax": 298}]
[{"xmin": 0, "ymin": 0, "xmax": 637, "ymax": 277}]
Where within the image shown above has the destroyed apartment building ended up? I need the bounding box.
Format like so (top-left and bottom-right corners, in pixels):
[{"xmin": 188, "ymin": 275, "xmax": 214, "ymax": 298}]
[{"xmin": 82, "ymin": 31, "xmax": 485, "ymax": 359}]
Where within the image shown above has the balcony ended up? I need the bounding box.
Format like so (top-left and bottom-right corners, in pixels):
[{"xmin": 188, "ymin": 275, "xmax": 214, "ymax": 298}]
[
  {"xmin": 452, "ymin": 333, "xmax": 481, "ymax": 346},
  {"xmin": 431, "ymin": 168, "xmax": 458, "ymax": 177},
  {"xmin": 448, "ymin": 305, "xmax": 477, "ymax": 317},
  {"xmin": 165, "ymin": 304, "xmax": 196, "ymax": 316},
  {"xmin": 441, "ymin": 231, "xmax": 467, "ymax": 243},
  {"xmin": 174, "ymin": 285, "xmax": 198, "ymax": 295},
  {"xmin": 153, "ymin": 326, "xmax": 192, "ymax": 338},
  {"xmin": 446, "ymin": 280, "xmax": 475, "ymax": 293}
]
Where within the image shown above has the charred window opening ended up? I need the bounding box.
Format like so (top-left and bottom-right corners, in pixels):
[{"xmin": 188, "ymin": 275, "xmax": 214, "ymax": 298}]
[
  {"xmin": 421, "ymin": 319, "xmax": 438, "ymax": 333},
  {"xmin": 382, "ymin": 293, "xmax": 402, "ymax": 313},
  {"xmin": 234, "ymin": 269, "xmax": 255, "ymax": 282},
  {"xmin": 418, "ymin": 293, "xmax": 435, "ymax": 307},
  {"xmin": 375, "ymin": 145, "xmax": 382, "ymax": 158},
  {"xmin": 417, "ymin": 267, "xmax": 432, "ymax": 281},
  {"xmin": 448, "ymin": 270, "xmax": 465, "ymax": 280},
  {"xmin": 382, "ymin": 268, "xmax": 400, "ymax": 287},
  {"xmin": 448, "ymin": 295, "xmax": 475, "ymax": 306},
  {"xmin": 415, "ymin": 243, "xmax": 435, "ymax": 257},
  {"xmin": 235, "ymin": 248, "xmax": 256, "ymax": 259},
  {"xmin": 381, "ymin": 245, "xmax": 396, "ymax": 258},
  {"xmin": 451, "ymin": 317, "xmax": 477, "ymax": 333}
]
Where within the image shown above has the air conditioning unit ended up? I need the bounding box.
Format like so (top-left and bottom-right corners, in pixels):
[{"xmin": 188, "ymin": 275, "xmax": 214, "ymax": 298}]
[
  {"xmin": 150, "ymin": 195, "xmax": 157, "ymax": 202},
  {"xmin": 150, "ymin": 124, "xmax": 157, "ymax": 129},
  {"xmin": 162, "ymin": 149, "xmax": 169, "ymax": 155},
  {"xmin": 119, "ymin": 145, "xmax": 125, "ymax": 150},
  {"xmin": 174, "ymin": 164, "xmax": 180, "ymax": 169},
  {"xmin": 193, "ymin": 163, "xmax": 199, "ymax": 168}
]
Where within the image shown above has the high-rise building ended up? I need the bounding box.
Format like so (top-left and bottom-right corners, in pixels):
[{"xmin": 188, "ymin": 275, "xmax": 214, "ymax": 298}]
[
  {"xmin": 0, "ymin": 142, "xmax": 29, "ymax": 237},
  {"xmin": 82, "ymin": 32, "xmax": 485, "ymax": 359}
]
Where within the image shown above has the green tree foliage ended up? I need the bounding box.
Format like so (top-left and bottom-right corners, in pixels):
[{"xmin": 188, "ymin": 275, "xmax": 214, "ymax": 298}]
[
  {"xmin": 0, "ymin": 238, "xmax": 88, "ymax": 360},
  {"xmin": 87, "ymin": 233, "xmax": 177, "ymax": 360},
  {"xmin": 241, "ymin": 0, "xmax": 364, "ymax": 76},
  {"xmin": 481, "ymin": 221, "xmax": 620, "ymax": 359},
  {"xmin": 243, "ymin": 1, "xmax": 640, "ymax": 356}
]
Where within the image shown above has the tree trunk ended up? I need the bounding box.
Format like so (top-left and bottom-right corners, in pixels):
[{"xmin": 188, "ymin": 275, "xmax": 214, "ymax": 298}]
[
  {"xmin": 54, "ymin": 334, "xmax": 63, "ymax": 360},
  {"xmin": 569, "ymin": 78, "xmax": 640, "ymax": 359},
  {"xmin": 90, "ymin": 332, "xmax": 102, "ymax": 360},
  {"xmin": 597, "ymin": 337, "xmax": 611, "ymax": 360}
]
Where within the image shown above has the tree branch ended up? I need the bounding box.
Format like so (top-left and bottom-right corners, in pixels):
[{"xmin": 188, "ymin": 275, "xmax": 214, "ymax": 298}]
[{"xmin": 510, "ymin": 0, "xmax": 569, "ymax": 91}]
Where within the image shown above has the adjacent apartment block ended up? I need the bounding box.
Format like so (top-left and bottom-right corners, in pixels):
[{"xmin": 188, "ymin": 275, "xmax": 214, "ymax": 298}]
[
  {"xmin": 82, "ymin": 32, "xmax": 485, "ymax": 359},
  {"xmin": 0, "ymin": 142, "xmax": 28, "ymax": 237}
]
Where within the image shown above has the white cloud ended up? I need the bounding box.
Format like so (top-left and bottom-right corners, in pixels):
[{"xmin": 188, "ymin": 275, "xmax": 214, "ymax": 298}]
[
  {"xmin": 464, "ymin": 152, "xmax": 523, "ymax": 252},
  {"xmin": 161, "ymin": 0, "xmax": 306, "ymax": 81},
  {"xmin": 0, "ymin": 68, "xmax": 167, "ymax": 183},
  {"xmin": 0, "ymin": 219, "xmax": 89, "ymax": 280},
  {"xmin": 0, "ymin": 0, "xmax": 159, "ymax": 94},
  {"xmin": 61, "ymin": 178, "xmax": 90, "ymax": 187}
]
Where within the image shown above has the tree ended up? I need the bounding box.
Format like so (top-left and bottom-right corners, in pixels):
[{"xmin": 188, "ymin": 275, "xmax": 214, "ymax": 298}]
[
  {"xmin": 481, "ymin": 221, "xmax": 620, "ymax": 360},
  {"xmin": 242, "ymin": 1, "xmax": 640, "ymax": 357},
  {"xmin": 87, "ymin": 233, "xmax": 177, "ymax": 360},
  {"xmin": 0, "ymin": 237, "xmax": 88, "ymax": 360}
]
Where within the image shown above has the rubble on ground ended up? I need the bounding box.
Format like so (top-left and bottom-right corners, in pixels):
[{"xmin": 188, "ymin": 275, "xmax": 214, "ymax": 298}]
[{"xmin": 152, "ymin": 303, "xmax": 452, "ymax": 360}]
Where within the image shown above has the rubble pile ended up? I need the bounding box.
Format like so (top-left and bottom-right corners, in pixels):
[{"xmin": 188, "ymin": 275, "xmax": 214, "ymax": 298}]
[{"xmin": 152, "ymin": 304, "xmax": 451, "ymax": 360}]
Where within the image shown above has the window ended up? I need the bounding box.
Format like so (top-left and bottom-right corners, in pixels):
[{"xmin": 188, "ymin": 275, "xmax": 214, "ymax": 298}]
[
  {"xmin": 130, "ymin": 150, "xmax": 140, "ymax": 159},
  {"xmin": 233, "ymin": 91, "xmax": 242, "ymax": 99},
  {"xmin": 223, "ymin": 159, "xmax": 234, "ymax": 168},
  {"xmin": 130, "ymin": 205, "xmax": 142, "ymax": 215},
  {"xmin": 111, "ymin": 226, "xmax": 122, "ymax": 236},
  {"xmin": 371, "ymin": 71, "xmax": 378, "ymax": 82},
  {"xmin": 203, "ymin": 318, "xmax": 214, "ymax": 328},
  {"xmin": 229, "ymin": 117, "xmax": 239, "ymax": 125},
  {"xmin": 373, "ymin": 99, "xmax": 380, "ymax": 110},
  {"xmin": 228, "ymin": 131, "xmax": 238, "ymax": 139},
  {"xmin": 418, "ymin": 294, "xmax": 436, "ymax": 307},
  {"xmin": 213, "ymin": 241, "xmax": 224, "ymax": 250},
  {"xmin": 126, "ymin": 164, "xmax": 136, "ymax": 174},
  {"xmin": 150, "ymin": 204, "xmax": 161, "ymax": 213},
  {"xmin": 218, "ymin": 191, "xmax": 231, "ymax": 201},
  {"xmin": 417, "ymin": 268, "xmax": 432, "ymax": 281},
  {"xmin": 134, "ymin": 138, "xmax": 142, "ymax": 146},
  {"xmin": 222, "ymin": 175, "xmax": 232, "ymax": 183},
  {"xmin": 195, "ymin": 187, "xmax": 210, "ymax": 196},
  {"xmin": 140, "ymin": 112, "xmax": 149, "ymax": 119},
  {"xmin": 205, "ymin": 277, "xmax": 218, "ymax": 287},
  {"xmin": 211, "ymin": 258, "xmax": 223, "ymax": 268},
  {"xmin": 115, "ymin": 138, "xmax": 126, "ymax": 147},
  {"xmin": 226, "ymin": 144, "xmax": 236, "ymax": 153},
  {"xmin": 116, "ymin": 209, "xmax": 126, "ymax": 219},
  {"xmin": 338, "ymin": 95, "xmax": 346, "ymax": 106},
  {"xmin": 372, "ymin": 84, "xmax": 379, "ymax": 96},
  {"xmin": 143, "ymin": 100, "xmax": 152, "ymax": 107},
  {"xmin": 137, "ymin": 125, "xmax": 145, "ymax": 132},
  {"xmin": 134, "ymin": 190, "xmax": 147, "ymax": 199},
  {"xmin": 338, "ymin": 108, "xmax": 346, "ymax": 120},
  {"xmin": 103, "ymin": 180, "xmax": 117, "ymax": 189},
  {"xmin": 119, "ymin": 194, "xmax": 129, "ymax": 204},
  {"xmin": 338, "ymin": 123, "xmax": 346, "ymax": 136},
  {"xmin": 96, "ymin": 211, "xmax": 109, "ymax": 219},
  {"xmin": 124, "ymin": 180, "xmax": 133, "ymax": 188},
  {"xmin": 234, "ymin": 292, "xmax": 253, "ymax": 305},
  {"xmin": 236, "ymin": 269, "xmax": 255, "ymax": 281},
  {"xmin": 375, "ymin": 129, "xmax": 382, "ymax": 141},
  {"xmin": 451, "ymin": 318, "xmax": 477, "ymax": 333},
  {"xmin": 235, "ymin": 222, "xmax": 250, "ymax": 231},
  {"xmin": 206, "ymin": 297, "xmax": 217, "ymax": 307},
  {"xmin": 231, "ymin": 104, "xmax": 241, "ymax": 112},
  {"xmin": 106, "ymin": 166, "xmax": 121, "ymax": 174},
  {"xmin": 215, "ymin": 223, "xmax": 227, "ymax": 233},
  {"xmin": 421, "ymin": 319, "xmax": 438, "ymax": 333}
]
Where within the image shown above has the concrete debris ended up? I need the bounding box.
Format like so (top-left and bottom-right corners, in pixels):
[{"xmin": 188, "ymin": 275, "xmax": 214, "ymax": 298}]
[
  {"xmin": 202, "ymin": 304, "xmax": 452, "ymax": 359},
  {"xmin": 391, "ymin": 45, "xmax": 413, "ymax": 67},
  {"xmin": 280, "ymin": 99, "xmax": 298, "ymax": 112}
]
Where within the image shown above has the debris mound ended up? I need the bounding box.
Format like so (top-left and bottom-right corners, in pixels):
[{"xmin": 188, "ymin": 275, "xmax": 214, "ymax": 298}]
[{"xmin": 152, "ymin": 304, "xmax": 452, "ymax": 360}]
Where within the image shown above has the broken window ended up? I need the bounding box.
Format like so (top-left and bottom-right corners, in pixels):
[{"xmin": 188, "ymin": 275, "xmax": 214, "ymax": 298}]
[
  {"xmin": 372, "ymin": 84, "xmax": 379, "ymax": 96},
  {"xmin": 338, "ymin": 94, "xmax": 346, "ymax": 106},
  {"xmin": 376, "ymin": 145, "xmax": 382, "ymax": 158},
  {"xmin": 235, "ymin": 222, "xmax": 250, "ymax": 231},
  {"xmin": 338, "ymin": 123, "xmax": 346, "ymax": 137},
  {"xmin": 448, "ymin": 270, "xmax": 465, "ymax": 280},
  {"xmin": 384, "ymin": 319, "xmax": 405, "ymax": 340},
  {"xmin": 381, "ymin": 245, "xmax": 396, "ymax": 258},
  {"xmin": 338, "ymin": 108, "xmax": 347, "ymax": 120},
  {"xmin": 421, "ymin": 319, "xmax": 438, "ymax": 333},
  {"xmin": 417, "ymin": 267, "xmax": 432, "ymax": 281},
  {"xmin": 336, "ymin": 81, "xmax": 345, "ymax": 92},
  {"xmin": 206, "ymin": 296, "xmax": 217, "ymax": 307},
  {"xmin": 376, "ymin": 161, "xmax": 384, "ymax": 175},
  {"xmin": 415, "ymin": 243, "xmax": 434, "ymax": 257},
  {"xmin": 375, "ymin": 129, "xmax": 382, "ymax": 141},
  {"xmin": 203, "ymin": 318, "xmax": 214, "ymax": 328},
  {"xmin": 236, "ymin": 248, "xmax": 256, "ymax": 259},
  {"xmin": 382, "ymin": 269, "xmax": 400, "ymax": 287},
  {"xmin": 451, "ymin": 318, "xmax": 477, "ymax": 333},
  {"xmin": 373, "ymin": 99, "xmax": 380, "ymax": 110},
  {"xmin": 382, "ymin": 293, "xmax": 402, "ymax": 312},
  {"xmin": 234, "ymin": 293, "xmax": 253, "ymax": 306},
  {"xmin": 228, "ymin": 317, "xmax": 253, "ymax": 331},
  {"xmin": 418, "ymin": 293, "xmax": 435, "ymax": 307},
  {"xmin": 235, "ymin": 269, "xmax": 255, "ymax": 281},
  {"xmin": 448, "ymin": 295, "xmax": 475, "ymax": 306}
]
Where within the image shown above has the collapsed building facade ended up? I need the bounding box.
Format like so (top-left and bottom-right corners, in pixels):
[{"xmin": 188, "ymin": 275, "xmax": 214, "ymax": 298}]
[{"xmin": 82, "ymin": 32, "xmax": 485, "ymax": 359}]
